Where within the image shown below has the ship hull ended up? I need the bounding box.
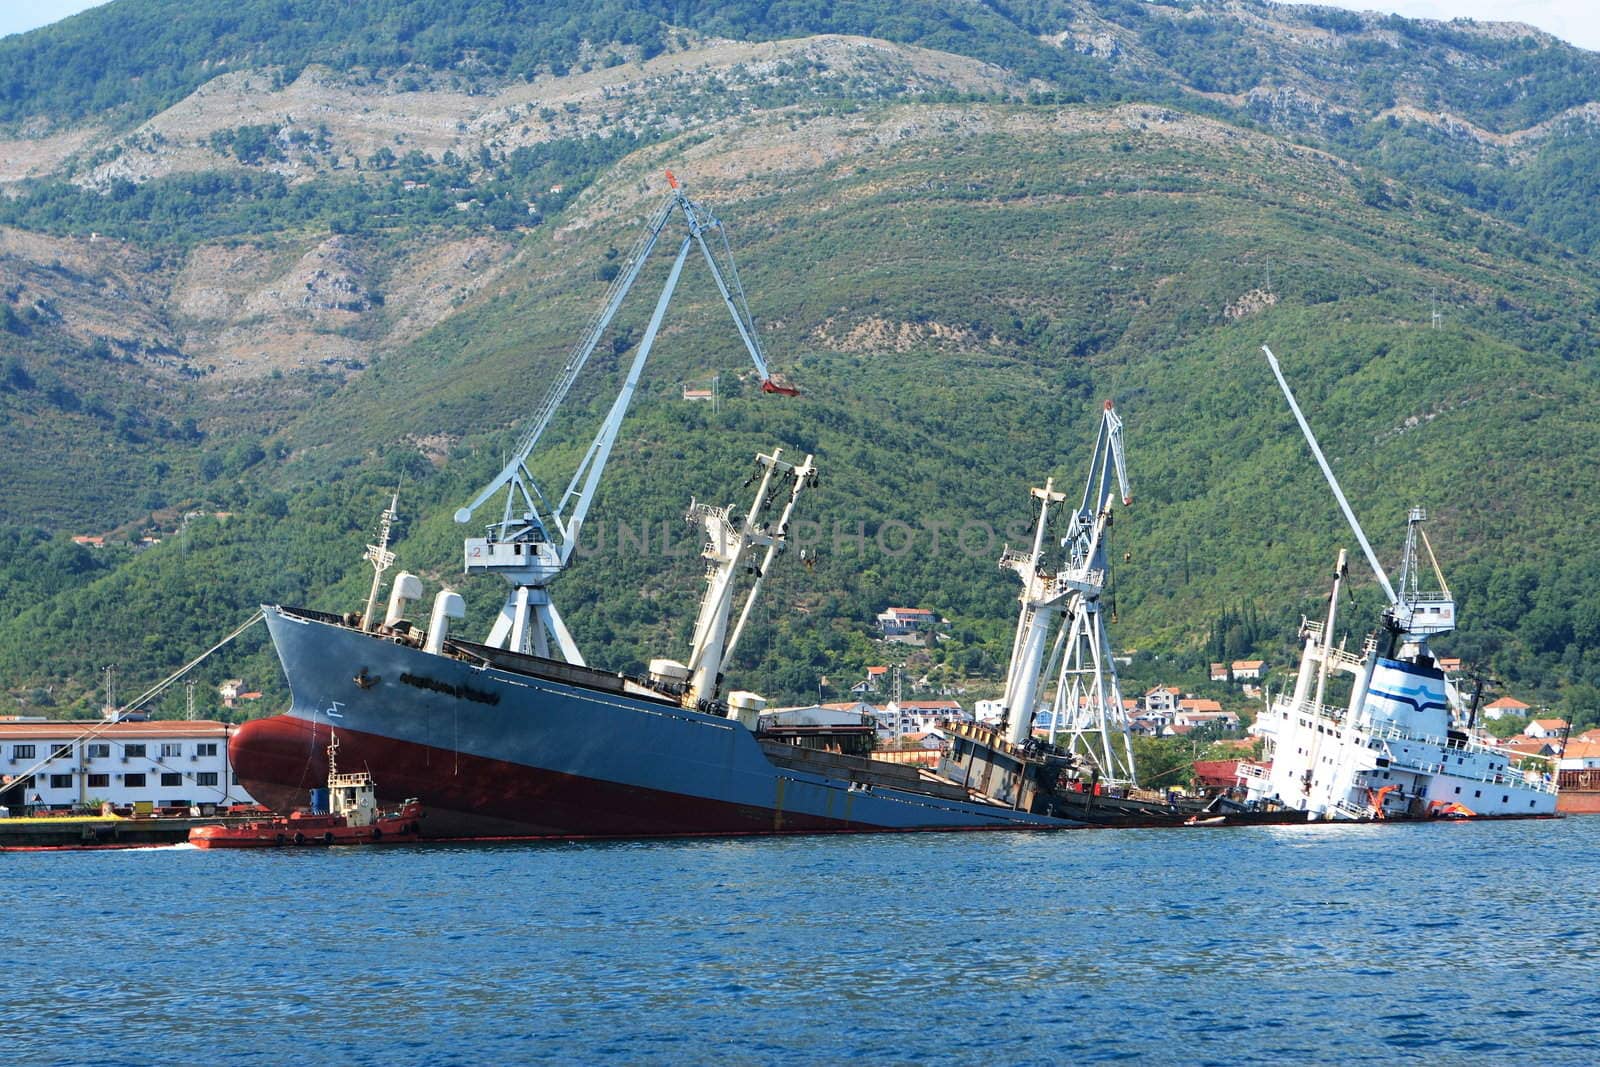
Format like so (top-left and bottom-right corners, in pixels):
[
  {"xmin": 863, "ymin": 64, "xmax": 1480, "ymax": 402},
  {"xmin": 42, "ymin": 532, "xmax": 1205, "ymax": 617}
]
[{"xmin": 232, "ymin": 607, "xmax": 1085, "ymax": 839}]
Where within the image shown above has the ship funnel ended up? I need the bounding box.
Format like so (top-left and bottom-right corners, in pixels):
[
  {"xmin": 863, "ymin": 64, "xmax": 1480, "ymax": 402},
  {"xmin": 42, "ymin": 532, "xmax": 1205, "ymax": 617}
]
[
  {"xmin": 385, "ymin": 572, "xmax": 424, "ymax": 628},
  {"xmin": 423, "ymin": 590, "xmax": 467, "ymax": 654}
]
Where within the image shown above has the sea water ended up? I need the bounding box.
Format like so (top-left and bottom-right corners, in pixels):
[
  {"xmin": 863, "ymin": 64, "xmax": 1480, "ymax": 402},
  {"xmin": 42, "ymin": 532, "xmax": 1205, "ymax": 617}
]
[{"xmin": 5, "ymin": 818, "xmax": 1598, "ymax": 1065}]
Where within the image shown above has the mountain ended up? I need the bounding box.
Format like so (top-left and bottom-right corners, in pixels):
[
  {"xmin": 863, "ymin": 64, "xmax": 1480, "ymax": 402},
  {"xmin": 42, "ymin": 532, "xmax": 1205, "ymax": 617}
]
[{"xmin": 1, "ymin": 0, "xmax": 1598, "ymax": 723}]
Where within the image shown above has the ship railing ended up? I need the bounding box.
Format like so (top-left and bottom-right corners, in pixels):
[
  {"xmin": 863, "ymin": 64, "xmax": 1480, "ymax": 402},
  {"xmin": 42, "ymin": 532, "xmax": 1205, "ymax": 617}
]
[
  {"xmin": 998, "ymin": 548, "xmax": 1032, "ymax": 571},
  {"xmin": 1271, "ymin": 695, "xmax": 1350, "ymax": 724},
  {"xmin": 1234, "ymin": 762, "xmax": 1270, "ymax": 782},
  {"xmin": 1330, "ymin": 800, "xmax": 1372, "ymax": 821},
  {"xmin": 1324, "ymin": 646, "xmax": 1365, "ymax": 673},
  {"xmin": 1369, "ymin": 734, "xmax": 1559, "ymax": 794}
]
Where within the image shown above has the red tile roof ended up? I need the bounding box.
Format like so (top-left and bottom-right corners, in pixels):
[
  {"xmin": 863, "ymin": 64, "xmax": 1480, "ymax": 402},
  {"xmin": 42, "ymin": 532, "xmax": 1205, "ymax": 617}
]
[{"xmin": 0, "ymin": 720, "xmax": 232, "ymax": 739}]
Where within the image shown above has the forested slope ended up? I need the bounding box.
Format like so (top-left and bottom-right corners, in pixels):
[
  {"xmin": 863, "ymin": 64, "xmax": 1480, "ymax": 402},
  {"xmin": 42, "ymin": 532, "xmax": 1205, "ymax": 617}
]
[{"xmin": 1, "ymin": 1, "xmax": 1598, "ymax": 722}]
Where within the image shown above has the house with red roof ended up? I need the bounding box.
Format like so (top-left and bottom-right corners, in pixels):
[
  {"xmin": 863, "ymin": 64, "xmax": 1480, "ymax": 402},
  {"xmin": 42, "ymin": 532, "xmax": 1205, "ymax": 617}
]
[
  {"xmin": 1144, "ymin": 686, "xmax": 1181, "ymax": 714},
  {"xmin": 1482, "ymin": 696, "xmax": 1530, "ymax": 721},
  {"xmin": 1230, "ymin": 659, "xmax": 1265, "ymax": 681}
]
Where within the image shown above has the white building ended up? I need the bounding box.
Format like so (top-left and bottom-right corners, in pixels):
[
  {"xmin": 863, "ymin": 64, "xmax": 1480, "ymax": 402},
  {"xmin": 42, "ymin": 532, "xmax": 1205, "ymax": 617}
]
[
  {"xmin": 871, "ymin": 699, "xmax": 967, "ymax": 741},
  {"xmin": 876, "ymin": 607, "xmax": 937, "ymax": 641},
  {"xmin": 1145, "ymin": 686, "xmax": 1181, "ymax": 714},
  {"xmin": 0, "ymin": 719, "xmax": 254, "ymax": 813},
  {"xmin": 1230, "ymin": 659, "xmax": 1265, "ymax": 681},
  {"xmin": 1481, "ymin": 696, "xmax": 1530, "ymax": 722}
]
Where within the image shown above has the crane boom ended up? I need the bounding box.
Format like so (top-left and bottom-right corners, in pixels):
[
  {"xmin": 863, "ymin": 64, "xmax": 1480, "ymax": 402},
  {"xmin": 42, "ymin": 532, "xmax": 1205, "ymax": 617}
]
[
  {"xmin": 454, "ymin": 173, "xmax": 798, "ymax": 661},
  {"xmin": 454, "ymin": 192, "xmax": 679, "ymax": 532},
  {"xmin": 1262, "ymin": 345, "xmax": 1398, "ymax": 604},
  {"xmin": 1263, "ymin": 344, "xmax": 1455, "ymax": 645}
]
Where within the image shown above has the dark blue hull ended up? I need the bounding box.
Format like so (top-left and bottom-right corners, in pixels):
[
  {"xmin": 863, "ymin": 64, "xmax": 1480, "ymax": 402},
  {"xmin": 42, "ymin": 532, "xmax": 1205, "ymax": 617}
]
[{"xmin": 230, "ymin": 606, "xmax": 1086, "ymax": 838}]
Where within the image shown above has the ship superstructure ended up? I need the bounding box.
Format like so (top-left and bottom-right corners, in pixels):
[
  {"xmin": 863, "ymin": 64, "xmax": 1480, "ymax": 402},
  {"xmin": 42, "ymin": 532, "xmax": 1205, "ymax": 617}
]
[{"xmin": 1238, "ymin": 347, "xmax": 1558, "ymax": 820}]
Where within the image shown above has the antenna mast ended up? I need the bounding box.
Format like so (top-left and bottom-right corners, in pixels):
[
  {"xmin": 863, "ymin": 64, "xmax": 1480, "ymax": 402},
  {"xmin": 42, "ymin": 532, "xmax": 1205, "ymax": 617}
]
[{"xmin": 362, "ymin": 493, "xmax": 399, "ymax": 632}]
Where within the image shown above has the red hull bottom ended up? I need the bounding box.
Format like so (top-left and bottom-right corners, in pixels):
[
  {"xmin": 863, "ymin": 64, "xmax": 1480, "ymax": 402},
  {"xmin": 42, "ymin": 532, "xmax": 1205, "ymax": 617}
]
[{"xmin": 229, "ymin": 714, "xmax": 1076, "ymax": 840}]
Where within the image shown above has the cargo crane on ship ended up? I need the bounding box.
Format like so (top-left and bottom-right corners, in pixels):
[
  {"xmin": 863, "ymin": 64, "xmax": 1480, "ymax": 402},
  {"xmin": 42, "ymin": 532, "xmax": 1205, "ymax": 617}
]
[
  {"xmin": 1241, "ymin": 346, "xmax": 1555, "ymax": 820},
  {"xmin": 996, "ymin": 400, "xmax": 1136, "ymax": 782},
  {"xmin": 452, "ymin": 172, "xmax": 797, "ymax": 662}
]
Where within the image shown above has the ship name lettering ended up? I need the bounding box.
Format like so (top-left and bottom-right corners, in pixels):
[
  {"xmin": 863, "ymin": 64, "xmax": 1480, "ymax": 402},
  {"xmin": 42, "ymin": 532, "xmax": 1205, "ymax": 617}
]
[{"xmin": 397, "ymin": 672, "xmax": 501, "ymax": 706}]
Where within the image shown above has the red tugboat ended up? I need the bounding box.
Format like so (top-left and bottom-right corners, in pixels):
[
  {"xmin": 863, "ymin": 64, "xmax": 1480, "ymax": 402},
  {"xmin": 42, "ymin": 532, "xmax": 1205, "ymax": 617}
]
[{"xmin": 190, "ymin": 737, "xmax": 422, "ymax": 848}]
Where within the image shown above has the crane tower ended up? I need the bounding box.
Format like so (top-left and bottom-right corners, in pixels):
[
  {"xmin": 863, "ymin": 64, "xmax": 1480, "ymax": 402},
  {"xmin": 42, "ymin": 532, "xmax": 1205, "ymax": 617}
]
[{"xmin": 453, "ymin": 173, "xmax": 795, "ymax": 662}]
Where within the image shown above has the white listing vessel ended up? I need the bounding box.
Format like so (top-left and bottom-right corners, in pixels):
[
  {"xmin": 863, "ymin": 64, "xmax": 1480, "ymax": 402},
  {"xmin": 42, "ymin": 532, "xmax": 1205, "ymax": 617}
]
[{"xmin": 1238, "ymin": 347, "xmax": 1558, "ymax": 821}]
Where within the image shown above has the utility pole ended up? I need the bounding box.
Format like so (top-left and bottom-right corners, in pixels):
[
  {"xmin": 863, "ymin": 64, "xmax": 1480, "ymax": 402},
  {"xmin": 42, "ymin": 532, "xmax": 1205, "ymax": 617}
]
[{"xmin": 102, "ymin": 664, "xmax": 117, "ymax": 720}]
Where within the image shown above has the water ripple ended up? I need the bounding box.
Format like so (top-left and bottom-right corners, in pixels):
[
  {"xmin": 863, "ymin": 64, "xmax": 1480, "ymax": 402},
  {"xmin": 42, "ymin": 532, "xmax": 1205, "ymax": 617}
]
[{"xmin": 3, "ymin": 819, "xmax": 1598, "ymax": 1063}]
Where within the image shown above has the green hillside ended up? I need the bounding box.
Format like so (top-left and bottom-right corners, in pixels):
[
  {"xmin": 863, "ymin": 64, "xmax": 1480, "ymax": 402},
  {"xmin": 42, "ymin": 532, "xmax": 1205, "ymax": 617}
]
[{"xmin": 0, "ymin": 2, "xmax": 1598, "ymax": 724}]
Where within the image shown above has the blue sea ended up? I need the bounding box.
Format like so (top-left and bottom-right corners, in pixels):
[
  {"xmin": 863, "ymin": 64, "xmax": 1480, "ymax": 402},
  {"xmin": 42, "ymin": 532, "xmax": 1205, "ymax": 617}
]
[{"xmin": 6, "ymin": 818, "xmax": 1599, "ymax": 1065}]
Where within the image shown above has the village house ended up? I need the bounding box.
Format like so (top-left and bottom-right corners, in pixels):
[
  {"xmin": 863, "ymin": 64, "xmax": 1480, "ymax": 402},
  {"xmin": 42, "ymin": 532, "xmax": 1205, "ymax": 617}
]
[
  {"xmin": 850, "ymin": 665, "xmax": 889, "ymax": 695},
  {"xmin": 1144, "ymin": 686, "xmax": 1181, "ymax": 715},
  {"xmin": 871, "ymin": 699, "xmax": 966, "ymax": 741},
  {"xmin": 1209, "ymin": 663, "xmax": 1228, "ymax": 682},
  {"xmin": 1558, "ymin": 739, "xmax": 1600, "ymax": 771},
  {"xmin": 1524, "ymin": 718, "xmax": 1569, "ymax": 740},
  {"xmin": 876, "ymin": 607, "xmax": 938, "ymax": 642},
  {"xmin": 1481, "ymin": 696, "xmax": 1530, "ymax": 722},
  {"xmin": 1230, "ymin": 659, "xmax": 1264, "ymax": 681},
  {"xmin": 1501, "ymin": 735, "xmax": 1561, "ymax": 763}
]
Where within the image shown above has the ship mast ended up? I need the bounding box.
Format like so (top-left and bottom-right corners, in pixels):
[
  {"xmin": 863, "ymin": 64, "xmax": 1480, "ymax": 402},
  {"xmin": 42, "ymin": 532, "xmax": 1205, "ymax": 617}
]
[
  {"xmin": 452, "ymin": 172, "xmax": 796, "ymax": 664},
  {"xmin": 361, "ymin": 493, "xmax": 399, "ymax": 632},
  {"xmin": 997, "ymin": 402, "xmax": 1134, "ymax": 782},
  {"xmin": 681, "ymin": 449, "xmax": 817, "ymax": 708}
]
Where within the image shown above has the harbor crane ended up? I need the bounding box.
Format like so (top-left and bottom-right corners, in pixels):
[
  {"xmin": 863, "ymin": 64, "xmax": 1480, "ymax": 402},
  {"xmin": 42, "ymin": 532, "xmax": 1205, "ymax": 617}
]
[
  {"xmin": 997, "ymin": 401, "xmax": 1136, "ymax": 783},
  {"xmin": 453, "ymin": 172, "xmax": 797, "ymax": 663},
  {"xmin": 1263, "ymin": 345, "xmax": 1455, "ymax": 657}
]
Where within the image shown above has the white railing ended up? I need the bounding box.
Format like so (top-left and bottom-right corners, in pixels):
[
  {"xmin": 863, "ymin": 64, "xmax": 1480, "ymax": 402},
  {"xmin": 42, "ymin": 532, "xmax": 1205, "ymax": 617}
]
[
  {"xmin": 1270, "ymin": 696, "xmax": 1351, "ymax": 724},
  {"xmin": 1330, "ymin": 800, "xmax": 1372, "ymax": 821},
  {"xmin": 1234, "ymin": 762, "xmax": 1270, "ymax": 782}
]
